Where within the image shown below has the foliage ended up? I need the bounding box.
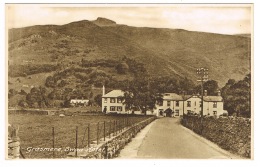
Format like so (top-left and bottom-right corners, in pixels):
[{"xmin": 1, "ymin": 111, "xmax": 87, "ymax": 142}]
[
  {"xmin": 8, "ymin": 89, "xmax": 18, "ymax": 98},
  {"xmin": 221, "ymin": 73, "xmax": 251, "ymax": 117},
  {"xmin": 9, "ymin": 64, "xmax": 58, "ymax": 77},
  {"xmin": 94, "ymin": 94, "xmax": 102, "ymax": 107},
  {"xmin": 26, "ymin": 86, "xmax": 49, "ymax": 108},
  {"xmin": 150, "ymin": 76, "xmax": 195, "ymax": 95},
  {"xmin": 122, "ymin": 73, "xmax": 162, "ymax": 115},
  {"xmin": 115, "ymin": 62, "xmax": 129, "ymax": 74},
  {"xmin": 195, "ymin": 80, "xmax": 219, "ymax": 96}
]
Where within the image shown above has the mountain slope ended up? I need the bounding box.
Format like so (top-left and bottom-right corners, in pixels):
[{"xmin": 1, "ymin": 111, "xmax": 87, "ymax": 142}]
[
  {"xmin": 8, "ymin": 18, "xmax": 251, "ymax": 86},
  {"xmin": 103, "ymin": 25, "xmax": 251, "ymax": 85}
]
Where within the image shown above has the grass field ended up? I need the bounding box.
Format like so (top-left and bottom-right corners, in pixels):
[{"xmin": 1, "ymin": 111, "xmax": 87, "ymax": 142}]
[{"xmin": 8, "ymin": 114, "xmax": 151, "ymax": 159}]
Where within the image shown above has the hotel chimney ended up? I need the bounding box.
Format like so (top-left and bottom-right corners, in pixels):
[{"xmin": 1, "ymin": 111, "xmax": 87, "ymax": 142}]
[
  {"xmin": 217, "ymin": 90, "xmax": 221, "ymax": 96},
  {"xmin": 102, "ymin": 85, "xmax": 105, "ymax": 96},
  {"xmin": 204, "ymin": 90, "xmax": 207, "ymax": 96}
]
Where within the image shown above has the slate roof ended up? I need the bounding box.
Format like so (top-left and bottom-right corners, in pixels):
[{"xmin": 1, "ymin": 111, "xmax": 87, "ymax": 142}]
[
  {"xmin": 163, "ymin": 93, "xmax": 223, "ymax": 102},
  {"xmin": 102, "ymin": 90, "xmax": 124, "ymax": 98},
  {"xmin": 203, "ymin": 96, "xmax": 223, "ymax": 102}
]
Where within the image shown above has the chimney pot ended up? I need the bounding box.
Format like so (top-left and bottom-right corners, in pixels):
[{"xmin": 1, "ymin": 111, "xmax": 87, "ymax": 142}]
[
  {"xmin": 217, "ymin": 90, "xmax": 221, "ymax": 96},
  {"xmin": 102, "ymin": 85, "xmax": 105, "ymax": 96},
  {"xmin": 204, "ymin": 90, "xmax": 207, "ymax": 96}
]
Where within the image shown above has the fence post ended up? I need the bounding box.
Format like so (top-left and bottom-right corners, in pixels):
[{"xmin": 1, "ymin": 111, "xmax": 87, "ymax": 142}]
[
  {"xmin": 115, "ymin": 120, "xmax": 117, "ymax": 135},
  {"xmin": 104, "ymin": 121, "xmax": 106, "ymax": 141},
  {"xmin": 109, "ymin": 121, "xmax": 111, "ymax": 138},
  {"xmin": 88, "ymin": 124, "xmax": 90, "ymax": 148},
  {"xmin": 52, "ymin": 127, "xmax": 55, "ymax": 158},
  {"xmin": 75, "ymin": 126, "xmax": 78, "ymax": 157},
  {"xmin": 119, "ymin": 120, "xmax": 121, "ymax": 133},
  {"xmin": 124, "ymin": 119, "xmax": 125, "ymax": 130},
  {"xmin": 81, "ymin": 126, "xmax": 87, "ymax": 147},
  {"xmin": 97, "ymin": 122, "xmax": 99, "ymax": 145}
]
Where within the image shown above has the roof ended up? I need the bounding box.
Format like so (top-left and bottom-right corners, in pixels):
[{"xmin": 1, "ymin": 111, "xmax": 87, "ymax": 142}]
[
  {"xmin": 70, "ymin": 99, "xmax": 89, "ymax": 103},
  {"xmin": 163, "ymin": 93, "xmax": 183, "ymax": 101},
  {"xmin": 185, "ymin": 95, "xmax": 223, "ymax": 102},
  {"xmin": 203, "ymin": 96, "xmax": 223, "ymax": 102},
  {"xmin": 163, "ymin": 93, "xmax": 223, "ymax": 102},
  {"xmin": 103, "ymin": 90, "xmax": 124, "ymax": 98}
]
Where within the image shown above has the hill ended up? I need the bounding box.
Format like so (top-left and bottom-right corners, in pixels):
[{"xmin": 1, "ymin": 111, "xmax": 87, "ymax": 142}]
[{"xmin": 8, "ymin": 17, "xmax": 251, "ymax": 88}]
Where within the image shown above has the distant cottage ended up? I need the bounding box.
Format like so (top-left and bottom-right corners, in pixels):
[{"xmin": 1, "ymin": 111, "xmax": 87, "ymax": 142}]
[{"xmin": 70, "ymin": 99, "xmax": 89, "ymax": 106}]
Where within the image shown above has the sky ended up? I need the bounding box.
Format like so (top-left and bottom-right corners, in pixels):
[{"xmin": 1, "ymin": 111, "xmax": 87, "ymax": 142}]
[{"xmin": 6, "ymin": 4, "xmax": 252, "ymax": 35}]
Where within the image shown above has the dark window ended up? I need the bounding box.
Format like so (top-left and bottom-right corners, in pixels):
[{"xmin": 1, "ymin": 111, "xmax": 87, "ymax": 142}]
[
  {"xmin": 213, "ymin": 102, "xmax": 217, "ymax": 108},
  {"xmin": 104, "ymin": 98, "xmax": 107, "ymax": 103},
  {"xmin": 158, "ymin": 101, "xmax": 163, "ymax": 106},
  {"xmin": 175, "ymin": 110, "xmax": 179, "ymax": 116},
  {"xmin": 110, "ymin": 106, "xmax": 116, "ymax": 111},
  {"xmin": 117, "ymin": 106, "xmax": 122, "ymax": 111},
  {"xmin": 167, "ymin": 101, "xmax": 171, "ymax": 106},
  {"xmin": 187, "ymin": 101, "xmax": 191, "ymax": 107},
  {"xmin": 110, "ymin": 98, "xmax": 115, "ymax": 103},
  {"xmin": 176, "ymin": 101, "xmax": 179, "ymax": 107},
  {"xmin": 213, "ymin": 111, "xmax": 217, "ymax": 115},
  {"xmin": 117, "ymin": 98, "xmax": 122, "ymax": 103}
]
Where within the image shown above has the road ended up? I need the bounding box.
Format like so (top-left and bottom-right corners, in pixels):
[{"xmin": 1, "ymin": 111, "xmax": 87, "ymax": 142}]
[{"xmin": 118, "ymin": 117, "xmax": 239, "ymax": 159}]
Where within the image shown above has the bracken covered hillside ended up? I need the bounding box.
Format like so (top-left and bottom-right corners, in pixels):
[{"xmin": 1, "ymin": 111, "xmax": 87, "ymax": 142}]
[{"xmin": 8, "ymin": 17, "xmax": 251, "ymax": 87}]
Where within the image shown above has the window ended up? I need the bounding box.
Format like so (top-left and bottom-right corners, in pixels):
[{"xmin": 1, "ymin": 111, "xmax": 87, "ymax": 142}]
[
  {"xmin": 117, "ymin": 106, "xmax": 122, "ymax": 111},
  {"xmin": 117, "ymin": 98, "xmax": 122, "ymax": 103},
  {"xmin": 213, "ymin": 111, "xmax": 217, "ymax": 115},
  {"xmin": 167, "ymin": 101, "xmax": 171, "ymax": 106},
  {"xmin": 213, "ymin": 102, "xmax": 217, "ymax": 108},
  {"xmin": 110, "ymin": 98, "xmax": 115, "ymax": 103},
  {"xmin": 104, "ymin": 98, "xmax": 107, "ymax": 103},
  {"xmin": 110, "ymin": 106, "xmax": 116, "ymax": 111},
  {"xmin": 175, "ymin": 110, "xmax": 179, "ymax": 116},
  {"xmin": 187, "ymin": 101, "xmax": 191, "ymax": 107},
  {"xmin": 176, "ymin": 101, "xmax": 179, "ymax": 107}
]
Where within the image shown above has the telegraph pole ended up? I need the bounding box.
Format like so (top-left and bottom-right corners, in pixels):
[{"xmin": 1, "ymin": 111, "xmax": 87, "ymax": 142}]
[{"xmin": 196, "ymin": 68, "xmax": 208, "ymax": 134}]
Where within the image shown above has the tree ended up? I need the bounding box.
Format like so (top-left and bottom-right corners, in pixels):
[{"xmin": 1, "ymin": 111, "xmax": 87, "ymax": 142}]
[
  {"xmin": 63, "ymin": 100, "xmax": 71, "ymax": 108},
  {"xmin": 26, "ymin": 86, "xmax": 49, "ymax": 108},
  {"xmin": 45, "ymin": 76, "xmax": 56, "ymax": 87},
  {"xmin": 116, "ymin": 62, "xmax": 129, "ymax": 74},
  {"xmin": 8, "ymin": 89, "xmax": 18, "ymax": 98},
  {"xmin": 18, "ymin": 100, "xmax": 28, "ymax": 108},
  {"xmin": 89, "ymin": 91, "xmax": 94, "ymax": 98},
  {"xmin": 221, "ymin": 73, "xmax": 251, "ymax": 117},
  {"xmin": 122, "ymin": 74, "xmax": 160, "ymax": 115},
  {"xmin": 94, "ymin": 94, "xmax": 102, "ymax": 107},
  {"xmin": 19, "ymin": 89, "xmax": 27, "ymax": 95},
  {"xmin": 203, "ymin": 80, "xmax": 219, "ymax": 95}
]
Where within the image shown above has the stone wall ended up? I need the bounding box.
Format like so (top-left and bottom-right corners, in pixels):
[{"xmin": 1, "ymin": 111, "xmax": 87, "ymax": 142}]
[
  {"xmin": 8, "ymin": 124, "xmax": 21, "ymax": 159},
  {"xmin": 67, "ymin": 116, "xmax": 156, "ymax": 159},
  {"xmin": 181, "ymin": 115, "xmax": 251, "ymax": 158}
]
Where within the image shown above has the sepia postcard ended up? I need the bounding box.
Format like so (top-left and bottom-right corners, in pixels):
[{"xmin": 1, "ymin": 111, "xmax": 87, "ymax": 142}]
[{"xmin": 6, "ymin": 3, "xmax": 253, "ymax": 160}]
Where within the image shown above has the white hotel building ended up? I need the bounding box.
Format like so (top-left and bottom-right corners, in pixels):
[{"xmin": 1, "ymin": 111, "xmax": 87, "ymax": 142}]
[{"xmin": 102, "ymin": 86, "xmax": 226, "ymax": 117}]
